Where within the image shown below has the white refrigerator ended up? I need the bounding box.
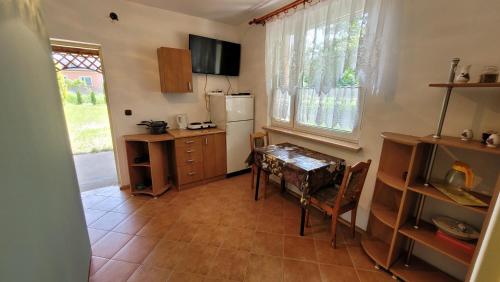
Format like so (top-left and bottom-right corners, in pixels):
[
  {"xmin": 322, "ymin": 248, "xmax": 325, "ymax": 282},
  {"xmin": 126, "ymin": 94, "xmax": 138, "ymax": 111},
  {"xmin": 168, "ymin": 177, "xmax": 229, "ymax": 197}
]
[{"xmin": 210, "ymin": 95, "xmax": 254, "ymax": 174}]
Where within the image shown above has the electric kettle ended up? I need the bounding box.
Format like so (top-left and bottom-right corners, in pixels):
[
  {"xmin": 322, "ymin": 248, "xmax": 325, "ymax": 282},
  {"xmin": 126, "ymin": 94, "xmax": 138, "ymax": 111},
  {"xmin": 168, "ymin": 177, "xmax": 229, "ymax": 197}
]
[
  {"xmin": 176, "ymin": 114, "xmax": 188, "ymax": 129},
  {"xmin": 445, "ymin": 161, "xmax": 474, "ymax": 190}
]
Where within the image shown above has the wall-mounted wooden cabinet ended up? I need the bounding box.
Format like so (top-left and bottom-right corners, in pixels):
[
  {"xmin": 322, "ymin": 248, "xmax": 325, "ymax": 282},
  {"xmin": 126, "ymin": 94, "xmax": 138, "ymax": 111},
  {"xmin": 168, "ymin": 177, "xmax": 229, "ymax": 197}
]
[{"xmin": 157, "ymin": 47, "xmax": 193, "ymax": 93}]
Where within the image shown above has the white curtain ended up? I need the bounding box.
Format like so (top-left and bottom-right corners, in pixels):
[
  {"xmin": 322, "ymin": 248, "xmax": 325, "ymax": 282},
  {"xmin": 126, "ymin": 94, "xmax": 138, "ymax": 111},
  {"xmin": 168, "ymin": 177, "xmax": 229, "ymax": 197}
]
[{"xmin": 265, "ymin": 0, "xmax": 400, "ymax": 135}]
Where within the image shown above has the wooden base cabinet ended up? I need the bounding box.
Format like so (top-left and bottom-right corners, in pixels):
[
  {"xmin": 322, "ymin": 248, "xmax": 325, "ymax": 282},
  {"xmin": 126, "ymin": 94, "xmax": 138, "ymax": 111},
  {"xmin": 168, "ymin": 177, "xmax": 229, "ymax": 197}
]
[
  {"xmin": 124, "ymin": 134, "xmax": 174, "ymax": 197},
  {"xmin": 173, "ymin": 132, "xmax": 226, "ymax": 189}
]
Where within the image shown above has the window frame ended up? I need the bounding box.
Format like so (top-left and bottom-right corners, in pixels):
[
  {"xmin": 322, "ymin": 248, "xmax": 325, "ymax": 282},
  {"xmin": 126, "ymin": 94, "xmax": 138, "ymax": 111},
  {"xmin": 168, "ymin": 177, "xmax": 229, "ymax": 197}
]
[
  {"xmin": 80, "ymin": 76, "xmax": 92, "ymax": 87},
  {"xmin": 270, "ymin": 86, "xmax": 365, "ymax": 143}
]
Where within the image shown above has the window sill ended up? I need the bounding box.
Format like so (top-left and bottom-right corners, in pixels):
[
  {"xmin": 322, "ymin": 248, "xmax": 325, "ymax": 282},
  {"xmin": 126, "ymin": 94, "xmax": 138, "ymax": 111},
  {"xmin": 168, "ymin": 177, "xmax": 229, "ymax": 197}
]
[{"xmin": 263, "ymin": 126, "xmax": 362, "ymax": 152}]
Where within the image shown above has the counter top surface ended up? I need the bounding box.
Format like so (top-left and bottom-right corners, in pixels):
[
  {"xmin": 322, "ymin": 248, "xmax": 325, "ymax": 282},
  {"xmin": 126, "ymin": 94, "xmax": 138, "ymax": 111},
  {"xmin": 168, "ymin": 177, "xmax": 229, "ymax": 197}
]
[
  {"xmin": 168, "ymin": 128, "xmax": 225, "ymax": 138},
  {"xmin": 123, "ymin": 128, "xmax": 225, "ymax": 142},
  {"xmin": 123, "ymin": 133, "xmax": 174, "ymax": 142}
]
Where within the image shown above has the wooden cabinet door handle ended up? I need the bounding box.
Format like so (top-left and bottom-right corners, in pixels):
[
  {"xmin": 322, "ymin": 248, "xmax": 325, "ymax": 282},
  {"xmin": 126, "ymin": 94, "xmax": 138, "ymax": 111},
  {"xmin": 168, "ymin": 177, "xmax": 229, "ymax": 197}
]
[
  {"xmin": 188, "ymin": 82, "xmax": 192, "ymax": 91},
  {"xmin": 186, "ymin": 159, "xmax": 194, "ymax": 163},
  {"xmin": 188, "ymin": 172, "xmax": 196, "ymax": 176},
  {"xmin": 185, "ymin": 140, "xmax": 194, "ymax": 144},
  {"xmin": 205, "ymin": 137, "xmax": 208, "ymax": 145},
  {"xmin": 186, "ymin": 149, "xmax": 194, "ymax": 153}
]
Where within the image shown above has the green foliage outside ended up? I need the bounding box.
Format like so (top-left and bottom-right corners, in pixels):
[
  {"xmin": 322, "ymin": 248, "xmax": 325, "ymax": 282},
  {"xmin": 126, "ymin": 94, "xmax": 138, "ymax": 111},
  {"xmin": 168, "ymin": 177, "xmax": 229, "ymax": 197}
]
[
  {"xmin": 292, "ymin": 12, "xmax": 363, "ymax": 132},
  {"xmin": 76, "ymin": 91, "xmax": 83, "ymax": 104},
  {"xmin": 90, "ymin": 91, "xmax": 97, "ymax": 105},
  {"xmin": 63, "ymin": 103, "xmax": 113, "ymax": 154},
  {"xmin": 56, "ymin": 75, "xmax": 113, "ymax": 154}
]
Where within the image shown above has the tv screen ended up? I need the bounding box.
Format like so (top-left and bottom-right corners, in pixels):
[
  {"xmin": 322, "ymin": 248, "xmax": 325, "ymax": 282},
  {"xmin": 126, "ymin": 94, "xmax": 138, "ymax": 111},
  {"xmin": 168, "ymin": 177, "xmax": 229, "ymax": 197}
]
[{"xmin": 189, "ymin": 34, "xmax": 241, "ymax": 76}]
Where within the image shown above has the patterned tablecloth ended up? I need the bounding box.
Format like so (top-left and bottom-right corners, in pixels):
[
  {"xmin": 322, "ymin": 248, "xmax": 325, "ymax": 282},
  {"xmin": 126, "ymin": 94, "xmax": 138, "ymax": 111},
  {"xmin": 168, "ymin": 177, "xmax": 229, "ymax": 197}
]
[{"xmin": 253, "ymin": 143, "xmax": 346, "ymax": 201}]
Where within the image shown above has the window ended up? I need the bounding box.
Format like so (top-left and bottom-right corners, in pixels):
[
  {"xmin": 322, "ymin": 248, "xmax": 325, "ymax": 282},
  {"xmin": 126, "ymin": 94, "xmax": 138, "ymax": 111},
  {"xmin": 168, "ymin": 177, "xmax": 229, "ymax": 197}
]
[
  {"xmin": 80, "ymin": 76, "xmax": 92, "ymax": 87},
  {"xmin": 266, "ymin": 0, "xmax": 367, "ymax": 141}
]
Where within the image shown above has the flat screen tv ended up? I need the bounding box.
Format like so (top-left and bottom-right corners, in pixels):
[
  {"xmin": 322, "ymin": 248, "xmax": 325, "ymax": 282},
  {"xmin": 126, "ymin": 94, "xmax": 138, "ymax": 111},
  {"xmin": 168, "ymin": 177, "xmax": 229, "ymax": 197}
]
[{"xmin": 189, "ymin": 34, "xmax": 241, "ymax": 76}]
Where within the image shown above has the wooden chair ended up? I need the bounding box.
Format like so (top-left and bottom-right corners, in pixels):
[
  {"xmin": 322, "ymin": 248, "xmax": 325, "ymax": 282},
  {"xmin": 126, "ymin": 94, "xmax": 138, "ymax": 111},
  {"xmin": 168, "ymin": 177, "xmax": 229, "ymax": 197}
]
[
  {"xmin": 307, "ymin": 159, "xmax": 372, "ymax": 248},
  {"xmin": 250, "ymin": 132, "xmax": 270, "ymax": 196}
]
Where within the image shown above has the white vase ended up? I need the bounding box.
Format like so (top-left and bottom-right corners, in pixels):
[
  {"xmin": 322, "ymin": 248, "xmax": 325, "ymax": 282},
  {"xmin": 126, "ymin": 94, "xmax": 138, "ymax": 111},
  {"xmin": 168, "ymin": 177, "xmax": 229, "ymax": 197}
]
[
  {"xmin": 455, "ymin": 65, "xmax": 471, "ymax": 83},
  {"xmin": 486, "ymin": 133, "xmax": 499, "ymax": 148},
  {"xmin": 461, "ymin": 129, "xmax": 473, "ymax": 141}
]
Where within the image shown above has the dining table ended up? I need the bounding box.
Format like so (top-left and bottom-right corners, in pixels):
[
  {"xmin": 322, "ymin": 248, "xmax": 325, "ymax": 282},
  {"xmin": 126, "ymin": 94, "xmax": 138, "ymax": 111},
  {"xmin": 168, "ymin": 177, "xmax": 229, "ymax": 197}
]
[{"xmin": 253, "ymin": 143, "xmax": 346, "ymax": 236}]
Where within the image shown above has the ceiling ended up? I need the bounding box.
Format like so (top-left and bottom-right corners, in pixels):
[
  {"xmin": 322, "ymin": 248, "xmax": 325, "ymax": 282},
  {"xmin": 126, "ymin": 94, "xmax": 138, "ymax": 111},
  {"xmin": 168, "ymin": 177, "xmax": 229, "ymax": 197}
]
[{"xmin": 125, "ymin": 0, "xmax": 289, "ymax": 25}]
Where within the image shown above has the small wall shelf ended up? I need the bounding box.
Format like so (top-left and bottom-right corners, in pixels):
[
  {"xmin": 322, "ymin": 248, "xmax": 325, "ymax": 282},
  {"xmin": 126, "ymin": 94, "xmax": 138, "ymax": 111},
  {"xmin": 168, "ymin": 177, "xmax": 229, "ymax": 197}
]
[
  {"xmin": 420, "ymin": 135, "xmax": 500, "ymax": 156},
  {"xmin": 429, "ymin": 82, "xmax": 500, "ymax": 88}
]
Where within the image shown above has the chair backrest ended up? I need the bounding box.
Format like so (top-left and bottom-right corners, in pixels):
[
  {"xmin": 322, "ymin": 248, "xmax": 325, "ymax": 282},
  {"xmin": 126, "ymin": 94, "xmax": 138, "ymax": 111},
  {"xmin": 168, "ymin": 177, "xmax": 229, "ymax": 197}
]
[
  {"xmin": 250, "ymin": 131, "xmax": 269, "ymax": 151},
  {"xmin": 335, "ymin": 159, "xmax": 372, "ymax": 208}
]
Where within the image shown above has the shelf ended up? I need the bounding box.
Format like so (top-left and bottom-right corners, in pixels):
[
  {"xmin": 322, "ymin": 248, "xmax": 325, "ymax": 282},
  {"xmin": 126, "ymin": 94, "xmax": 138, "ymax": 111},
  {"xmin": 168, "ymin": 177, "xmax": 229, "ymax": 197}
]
[
  {"xmin": 391, "ymin": 255, "xmax": 459, "ymax": 282},
  {"xmin": 131, "ymin": 186, "xmax": 153, "ymax": 195},
  {"xmin": 399, "ymin": 221, "xmax": 474, "ymax": 266},
  {"xmin": 131, "ymin": 184, "xmax": 170, "ymax": 197},
  {"xmin": 371, "ymin": 202, "xmax": 398, "ymax": 228},
  {"xmin": 420, "ymin": 135, "xmax": 500, "ymax": 156},
  {"xmin": 429, "ymin": 82, "xmax": 500, "ymax": 88},
  {"xmin": 408, "ymin": 182, "xmax": 490, "ymax": 215},
  {"xmin": 129, "ymin": 162, "xmax": 151, "ymax": 167},
  {"xmin": 360, "ymin": 235, "xmax": 390, "ymax": 268},
  {"xmin": 381, "ymin": 132, "xmax": 420, "ymax": 146},
  {"xmin": 377, "ymin": 171, "xmax": 405, "ymax": 191}
]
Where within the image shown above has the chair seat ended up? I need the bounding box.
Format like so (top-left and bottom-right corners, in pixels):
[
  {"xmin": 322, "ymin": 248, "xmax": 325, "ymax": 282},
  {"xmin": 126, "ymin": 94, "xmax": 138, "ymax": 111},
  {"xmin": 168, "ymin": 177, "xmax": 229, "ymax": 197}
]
[
  {"xmin": 311, "ymin": 186, "xmax": 339, "ymax": 207},
  {"xmin": 311, "ymin": 185, "xmax": 356, "ymax": 209}
]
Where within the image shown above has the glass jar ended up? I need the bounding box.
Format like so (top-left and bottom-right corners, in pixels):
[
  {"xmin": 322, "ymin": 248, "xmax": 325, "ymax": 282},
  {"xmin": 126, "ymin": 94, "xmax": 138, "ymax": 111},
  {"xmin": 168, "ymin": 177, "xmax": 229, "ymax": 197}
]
[{"xmin": 480, "ymin": 66, "xmax": 499, "ymax": 83}]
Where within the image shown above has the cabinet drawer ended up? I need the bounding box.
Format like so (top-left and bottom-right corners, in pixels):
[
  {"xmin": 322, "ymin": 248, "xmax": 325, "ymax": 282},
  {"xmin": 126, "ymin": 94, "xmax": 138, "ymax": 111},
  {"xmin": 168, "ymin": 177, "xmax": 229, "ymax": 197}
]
[
  {"xmin": 175, "ymin": 144, "xmax": 202, "ymax": 165},
  {"xmin": 178, "ymin": 162, "xmax": 203, "ymax": 185},
  {"xmin": 175, "ymin": 137, "xmax": 203, "ymax": 148}
]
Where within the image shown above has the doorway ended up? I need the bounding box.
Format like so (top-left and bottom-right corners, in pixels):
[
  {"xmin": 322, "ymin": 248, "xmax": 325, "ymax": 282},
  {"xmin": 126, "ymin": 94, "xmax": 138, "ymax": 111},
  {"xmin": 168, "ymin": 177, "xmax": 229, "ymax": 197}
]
[{"xmin": 51, "ymin": 42, "xmax": 118, "ymax": 192}]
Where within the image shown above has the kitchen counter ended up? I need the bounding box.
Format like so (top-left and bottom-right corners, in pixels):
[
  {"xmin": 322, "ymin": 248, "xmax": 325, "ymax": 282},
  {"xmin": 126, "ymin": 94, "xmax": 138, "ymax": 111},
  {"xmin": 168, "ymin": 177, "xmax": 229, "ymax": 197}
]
[
  {"xmin": 168, "ymin": 128, "xmax": 225, "ymax": 139},
  {"xmin": 123, "ymin": 128, "xmax": 225, "ymax": 142},
  {"xmin": 123, "ymin": 133, "xmax": 174, "ymax": 142}
]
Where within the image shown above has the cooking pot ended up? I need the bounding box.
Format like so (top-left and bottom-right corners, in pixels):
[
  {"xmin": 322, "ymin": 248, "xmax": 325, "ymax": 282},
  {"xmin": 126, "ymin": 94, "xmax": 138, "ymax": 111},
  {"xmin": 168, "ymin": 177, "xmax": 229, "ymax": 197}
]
[{"xmin": 137, "ymin": 120, "xmax": 168, "ymax": 135}]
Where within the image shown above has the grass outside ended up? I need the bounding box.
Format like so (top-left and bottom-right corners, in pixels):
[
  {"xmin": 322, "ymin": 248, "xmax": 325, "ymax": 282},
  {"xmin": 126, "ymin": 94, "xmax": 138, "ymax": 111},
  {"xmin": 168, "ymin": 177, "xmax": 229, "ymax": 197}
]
[{"xmin": 63, "ymin": 102, "xmax": 113, "ymax": 154}]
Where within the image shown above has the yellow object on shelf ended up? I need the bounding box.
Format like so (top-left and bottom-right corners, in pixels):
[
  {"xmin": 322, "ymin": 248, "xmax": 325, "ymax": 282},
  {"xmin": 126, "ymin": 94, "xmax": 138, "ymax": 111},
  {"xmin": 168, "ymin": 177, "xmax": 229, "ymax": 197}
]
[
  {"xmin": 431, "ymin": 180, "xmax": 488, "ymax": 207},
  {"xmin": 447, "ymin": 161, "xmax": 474, "ymax": 189}
]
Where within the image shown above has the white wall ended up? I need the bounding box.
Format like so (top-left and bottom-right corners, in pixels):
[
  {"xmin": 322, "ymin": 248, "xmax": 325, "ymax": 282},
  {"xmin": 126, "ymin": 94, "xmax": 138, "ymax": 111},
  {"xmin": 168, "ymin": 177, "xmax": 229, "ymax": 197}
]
[
  {"xmin": 41, "ymin": 0, "xmax": 241, "ymax": 185},
  {"xmin": 0, "ymin": 1, "xmax": 90, "ymax": 281}
]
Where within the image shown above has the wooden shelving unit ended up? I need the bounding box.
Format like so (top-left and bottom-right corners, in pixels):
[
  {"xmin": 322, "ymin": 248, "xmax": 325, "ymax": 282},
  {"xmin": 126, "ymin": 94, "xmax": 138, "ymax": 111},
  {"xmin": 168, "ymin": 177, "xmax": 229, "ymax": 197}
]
[
  {"xmin": 391, "ymin": 255, "xmax": 458, "ymax": 282},
  {"xmin": 362, "ymin": 72, "xmax": 500, "ymax": 280},
  {"xmin": 124, "ymin": 133, "xmax": 174, "ymax": 197},
  {"xmin": 362, "ymin": 132, "xmax": 499, "ymax": 281},
  {"xmin": 371, "ymin": 202, "xmax": 398, "ymax": 228},
  {"xmin": 362, "ymin": 133, "xmax": 425, "ymax": 269},
  {"xmin": 129, "ymin": 162, "xmax": 151, "ymax": 167},
  {"xmin": 399, "ymin": 221, "xmax": 473, "ymax": 266},
  {"xmin": 377, "ymin": 171, "xmax": 405, "ymax": 191},
  {"xmin": 361, "ymin": 235, "xmax": 391, "ymax": 267}
]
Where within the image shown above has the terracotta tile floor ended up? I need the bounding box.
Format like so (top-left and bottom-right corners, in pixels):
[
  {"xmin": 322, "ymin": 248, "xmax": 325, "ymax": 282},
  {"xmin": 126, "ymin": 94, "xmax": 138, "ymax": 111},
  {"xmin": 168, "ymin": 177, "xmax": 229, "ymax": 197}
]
[{"xmin": 84, "ymin": 174, "xmax": 393, "ymax": 282}]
